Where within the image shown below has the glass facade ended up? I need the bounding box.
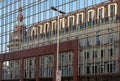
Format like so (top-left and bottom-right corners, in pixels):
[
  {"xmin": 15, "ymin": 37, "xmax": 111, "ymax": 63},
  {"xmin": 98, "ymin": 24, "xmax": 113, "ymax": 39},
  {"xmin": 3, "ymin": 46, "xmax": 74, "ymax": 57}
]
[
  {"xmin": 0, "ymin": 0, "xmax": 120, "ymax": 81},
  {"xmin": 40, "ymin": 55, "xmax": 54, "ymax": 77},
  {"xmin": 0, "ymin": 0, "xmax": 109, "ymax": 54},
  {"xmin": 79, "ymin": 29, "xmax": 119, "ymax": 75},
  {"xmin": 59, "ymin": 51, "xmax": 74, "ymax": 76},
  {"xmin": 2, "ymin": 60, "xmax": 20, "ymax": 80},
  {"xmin": 24, "ymin": 57, "xmax": 36, "ymax": 79}
]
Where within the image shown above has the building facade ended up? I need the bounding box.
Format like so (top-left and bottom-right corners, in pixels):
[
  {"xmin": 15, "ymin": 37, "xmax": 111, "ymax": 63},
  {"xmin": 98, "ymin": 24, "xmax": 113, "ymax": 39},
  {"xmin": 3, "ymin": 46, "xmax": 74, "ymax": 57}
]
[{"xmin": 0, "ymin": 0, "xmax": 120, "ymax": 81}]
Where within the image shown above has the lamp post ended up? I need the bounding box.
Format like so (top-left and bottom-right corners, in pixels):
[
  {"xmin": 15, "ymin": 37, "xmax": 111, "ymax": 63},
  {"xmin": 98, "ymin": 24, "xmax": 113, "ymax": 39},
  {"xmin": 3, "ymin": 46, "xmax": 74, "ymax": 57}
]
[{"xmin": 51, "ymin": 7, "xmax": 65, "ymax": 72}]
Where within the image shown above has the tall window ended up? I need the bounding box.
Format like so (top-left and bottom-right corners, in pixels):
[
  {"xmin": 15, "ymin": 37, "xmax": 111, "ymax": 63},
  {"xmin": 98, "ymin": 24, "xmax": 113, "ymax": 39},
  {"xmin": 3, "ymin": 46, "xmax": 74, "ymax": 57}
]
[
  {"xmin": 39, "ymin": 25, "xmax": 43, "ymax": 34},
  {"xmin": 44, "ymin": 23, "xmax": 49, "ymax": 34},
  {"xmin": 24, "ymin": 57, "xmax": 36, "ymax": 79},
  {"xmin": 60, "ymin": 18, "xmax": 65, "ymax": 32},
  {"xmin": 84, "ymin": 52, "xmax": 89, "ymax": 59},
  {"xmin": 89, "ymin": 12, "xmax": 92, "ymax": 21},
  {"xmin": 52, "ymin": 21, "xmax": 56, "ymax": 34},
  {"xmin": 59, "ymin": 51, "xmax": 74, "ymax": 76},
  {"xmin": 108, "ymin": 28, "xmax": 113, "ymax": 43},
  {"xmin": 110, "ymin": 5, "xmax": 115, "ymax": 16},
  {"xmin": 93, "ymin": 51, "xmax": 97, "ymax": 59},
  {"xmin": 98, "ymin": 7, "xmax": 104, "ymax": 19},
  {"xmin": 77, "ymin": 13, "xmax": 83, "ymax": 24},
  {"xmin": 86, "ymin": 37, "xmax": 89, "ymax": 46},
  {"xmin": 101, "ymin": 50, "xmax": 104, "ymax": 58},
  {"xmin": 2, "ymin": 60, "xmax": 20, "ymax": 80},
  {"xmin": 96, "ymin": 32, "xmax": 100, "ymax": 46},
  {"xmin": 69, "ymin": 16, "xmax": 74, "ymax": 27},
  {"xmin": 40, "ymin": 55, "xmax": 54, "ymax": 77},
  {"xmin": 109, "ymin": 48, "xmax": 113, "ymax": 57}
]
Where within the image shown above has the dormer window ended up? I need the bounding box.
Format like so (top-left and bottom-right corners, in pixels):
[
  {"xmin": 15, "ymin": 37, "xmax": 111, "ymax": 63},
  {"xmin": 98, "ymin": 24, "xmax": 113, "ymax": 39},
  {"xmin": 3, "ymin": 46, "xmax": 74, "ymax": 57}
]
[
  {"xmin": 77, "ymin": 13, "xmax": 83, "ymax": 24},
  {"xmin": 88, "ymin": 10, "xmax": 94, "ymax": 22},
  {"xmin": 108, "ymin": 3, "xmax": 117, "ymax": 17},
  {"xmin": 97, "ymin": 7, "xmax": 104, "ymax": 19}
]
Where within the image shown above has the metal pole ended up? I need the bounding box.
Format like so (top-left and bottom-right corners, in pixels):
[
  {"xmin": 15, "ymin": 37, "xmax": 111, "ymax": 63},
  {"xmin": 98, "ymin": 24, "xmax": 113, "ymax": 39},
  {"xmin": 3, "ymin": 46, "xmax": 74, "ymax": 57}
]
[
  {"xmin": 51, "ymin": 7, "xmax": 65, "ymax": 71},
  {"xmin": 57, "ymin": 12, "xmax": 59, "ymax": 70}
]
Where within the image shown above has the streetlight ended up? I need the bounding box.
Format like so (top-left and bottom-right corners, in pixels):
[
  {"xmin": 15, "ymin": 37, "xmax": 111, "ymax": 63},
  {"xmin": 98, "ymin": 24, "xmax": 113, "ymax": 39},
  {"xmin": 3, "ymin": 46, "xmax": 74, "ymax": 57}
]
[{"xmin": 51, "ymin": 6, "xmax": 65, "ymax": 72}]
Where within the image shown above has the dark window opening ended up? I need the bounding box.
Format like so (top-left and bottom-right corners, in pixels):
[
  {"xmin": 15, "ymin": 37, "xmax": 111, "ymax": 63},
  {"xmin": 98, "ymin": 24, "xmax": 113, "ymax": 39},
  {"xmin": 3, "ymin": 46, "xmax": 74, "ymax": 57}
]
[
  {"xmin": 32, "ymin": 30, "xmax": 35, "ymax": 40},
  {"xmin": 86, "ymin": 37, "xmax": 89, "ymax": 46},
  {"xmin": 30, "ymin": 60, "xmax": 32, "ymax": 65},
  {"xmin": 79, "ymin": 14, "xmax": 82, "ymax": 24},
  {"xmin": 89, "ymin": 12, "xmax": 92, "ymax": 21},
  {"xmin": 29, "ymin": 70, "xmax": 31, "ymax": 78},
  {"xmin": 101, "ymin": 50, "xmax": 104, "ymax": 58},
  {"xmin": 85, "ymin": 52, "xmax": 89, "ymax": 59},
  {"xmin": 101, "ymin": 65, "xmax": 104, "ymax": 73},
  {"xmin": 87, "ymin": 66, "xmax": 90, "ymax": 74},
  {"xmin": 110, "ymin": 5, "xmax": 115, "ymax": 16},
  {"xmin": 92, "ymin": 66, "xmax": 97, "ymax": 73},
  {"xmin": 96, "ymin": 32, "xmax": 100, "ymax": 46},
  {"xmin": 109, "ymin": 48, "xmax": 113, "ymax": 56},
  {"xmin": 99, "ymin": 8, "xmax": 103, "ymax": 19}
]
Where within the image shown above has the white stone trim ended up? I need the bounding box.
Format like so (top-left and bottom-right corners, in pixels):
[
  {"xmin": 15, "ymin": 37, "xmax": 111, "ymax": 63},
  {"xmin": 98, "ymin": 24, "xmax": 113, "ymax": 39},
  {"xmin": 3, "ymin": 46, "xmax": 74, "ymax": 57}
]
[
  {"xmin": 108, "ymin": 3, "xmax": 117, "ymax": 17},
  {"xmin": 52, "ymin": 20, "xmax": 56, "ymax": 31},
  {"xmin": 76, "ymin": 12, "xmax": 84, "ymax": 24},
  {"xmin": 97, "ymin": 6, "xmax": 105, "ymax": 19},
  {"xmin": 88, "ymin": 9, "xmax": 95, "ymax": 21},
  {"xmin": 44, "ymin": 23, "xmax": 49, "ymax": 33},
  {"xmin": 68, "ymin": 15, "xmax": 75, "ymax": 27}
]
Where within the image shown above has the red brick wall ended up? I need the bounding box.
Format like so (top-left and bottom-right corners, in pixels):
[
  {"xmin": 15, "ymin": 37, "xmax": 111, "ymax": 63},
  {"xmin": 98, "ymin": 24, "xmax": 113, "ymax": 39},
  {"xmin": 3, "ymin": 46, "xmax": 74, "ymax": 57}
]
[{"xmin": 0, "ymin": 39, "xmax": 78, "ymax": 81}]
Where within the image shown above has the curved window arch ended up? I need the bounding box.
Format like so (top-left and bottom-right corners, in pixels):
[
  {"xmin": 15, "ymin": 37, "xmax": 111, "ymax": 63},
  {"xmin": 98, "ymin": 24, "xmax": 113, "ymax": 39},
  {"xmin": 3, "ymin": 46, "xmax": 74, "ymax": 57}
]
[
  {"xmin": 77, "ymin": 12, "xmax": 84, "ymax": 24},
  {"xmin": 88, "ymin": 9, "xmax": 95, "ymax": 22},
  {"xmin": 108, "ymin": 3, "xmax": 117, "ymax": 17},
  {"xmin": 97, "ymin": 6, "xmax": 104, "ymax": 19}
]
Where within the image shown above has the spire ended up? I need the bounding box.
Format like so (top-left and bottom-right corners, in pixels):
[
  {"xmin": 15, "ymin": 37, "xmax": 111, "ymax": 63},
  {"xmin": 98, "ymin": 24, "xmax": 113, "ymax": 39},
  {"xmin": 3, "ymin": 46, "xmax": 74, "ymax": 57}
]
[{"xmin": 16, "ymin": 0, "xmax": 23, "ymax": 31}]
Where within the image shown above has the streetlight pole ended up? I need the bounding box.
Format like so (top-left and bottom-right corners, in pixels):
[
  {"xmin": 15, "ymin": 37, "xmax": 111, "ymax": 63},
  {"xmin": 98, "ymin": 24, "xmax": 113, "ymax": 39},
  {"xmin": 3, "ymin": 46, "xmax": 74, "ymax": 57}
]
[{"xmin": 51, "ymin": 7, "xmax": 65, "ymax": 71}]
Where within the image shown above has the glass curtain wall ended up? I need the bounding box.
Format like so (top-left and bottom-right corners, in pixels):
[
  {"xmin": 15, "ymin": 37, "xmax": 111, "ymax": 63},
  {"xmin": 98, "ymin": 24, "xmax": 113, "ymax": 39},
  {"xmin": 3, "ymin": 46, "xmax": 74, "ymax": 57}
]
[
  {"xmin": 2, "ymin": 60, "xmax": 20, "ymax": 80},
  {"xmin": 0, "ymin": 0, "xmax": 109, "ymax": 54}
]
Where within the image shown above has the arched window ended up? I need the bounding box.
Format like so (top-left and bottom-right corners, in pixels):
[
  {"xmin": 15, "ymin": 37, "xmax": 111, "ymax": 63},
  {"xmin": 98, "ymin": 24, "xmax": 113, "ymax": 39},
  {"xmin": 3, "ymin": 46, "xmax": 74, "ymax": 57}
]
[
  {"xmin": 52, "ymin": 21, "xmax": 56, "ymax": 34},
  {"xmin": 68, "ymin": 16, "xmax": 75, "ymax": 27},
  {"xmin": 60, "ymin": 18, "xmax": 65, "ymax": 33},
  {"xmin": 97, "ymin": 7, "xmax": 104, "ymax": 19},
  {"xmin": 77, "ymin": 13, "xmax": 83, "ymax": 24},
  {"xmin": 32, "ymin": 30, "xmax": 35, "ymax": 40},
  {"xmin": 39, "ymin": 25, "xmax": 43, "ymax": 34},
  {"xmin": 88, "ymin": 9, "xmax": 94, "ymax": 22},
  {"xmin": 44, "ymin": 23, "xmax": 49, "ymax": 33},
  {"xmin": 108, "ymin": 3, "xmax": 117, "ymax": 17}
]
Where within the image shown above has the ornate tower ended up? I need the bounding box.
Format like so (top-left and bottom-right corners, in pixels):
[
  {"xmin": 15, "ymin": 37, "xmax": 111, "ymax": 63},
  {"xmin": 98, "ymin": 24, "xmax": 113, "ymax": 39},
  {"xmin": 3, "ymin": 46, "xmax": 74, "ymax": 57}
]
[{"xmin": 8, "ymin": 3, "xmax": 26, "ymax": 52}]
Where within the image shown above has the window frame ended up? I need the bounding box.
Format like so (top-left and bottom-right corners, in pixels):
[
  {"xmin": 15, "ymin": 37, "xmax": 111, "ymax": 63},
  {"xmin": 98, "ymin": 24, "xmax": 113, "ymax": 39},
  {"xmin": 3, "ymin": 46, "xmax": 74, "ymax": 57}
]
[
  {"xmin": 77, "ymin": 12, "xmax": 84, "ymax": 24},
  {"xmin": 88, "ymin": 9, "xmax": 94, "ymax": 22},
  {"xmin": 108, "ymin": 3, "xmax": 117, "ymax": 17},
  {"xmin": 68, "ymin": 15, "xmax": 75, "ymax": 27},
  {"xmin": 97, "ymin": 6, "xmax": 104, "ymax": 19}
]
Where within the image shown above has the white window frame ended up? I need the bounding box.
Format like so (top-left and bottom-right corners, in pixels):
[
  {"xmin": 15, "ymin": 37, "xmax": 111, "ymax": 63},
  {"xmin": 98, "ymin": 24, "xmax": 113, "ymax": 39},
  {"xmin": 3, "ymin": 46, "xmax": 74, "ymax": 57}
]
[
  {"xmin": 60, "ymin": 18, "xmax": 65, "ymax": 30},
  {"xmin": 68, "ymin": 15, "xmax": 75, "ymax": 27},
  {"xmin": 97, "ymin": 6, "xmax": 104, "ymax": 19},
  {"xmin": 44, "ymin": 23, "xmax": 49, "ymax": 33},
  {"xmin": 88, "ymin": 9, "xmax": 95, "ymax": 22},
  {"xmin": 77, "ymin": 12, "xmax": 84, "ymax": 24},
  {"xmin": 38, "ymin": 25, "xmax": 43, "ymax": 34},
  {"xmin": 31, "ymin": 26, "xmax": 38, "ymax": 36},
  {"xmin": 52, "ymin": 20, "xmax": 56, "ymax": 31},
  {"xmin": 108, "ymin": 3, "xmax": 117, "ymax": 17}
]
